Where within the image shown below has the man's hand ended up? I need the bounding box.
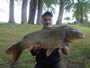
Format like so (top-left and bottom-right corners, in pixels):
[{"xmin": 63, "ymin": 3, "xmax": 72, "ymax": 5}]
[
  {"xmin": 31, "ymin": 43, "xmax": 41, "ymax": 51},
  {"xmin": 30, "ymin": 43, "xmax": 41, "ymax": 56},
  {"xmin": 61, "ymin": 46, "xmax": 69, "ymax": 55}
]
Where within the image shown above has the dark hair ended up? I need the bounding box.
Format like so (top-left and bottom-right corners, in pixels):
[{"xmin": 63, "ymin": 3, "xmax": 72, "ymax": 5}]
[{"xmin": 42, "ymin": 11, "xmax": 53, "ymax": 18}]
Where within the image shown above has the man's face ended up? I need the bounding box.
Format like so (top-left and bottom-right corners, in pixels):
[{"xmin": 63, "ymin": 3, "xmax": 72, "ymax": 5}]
[{"xmin": 42, "ymin": 16, "xmax": 52, "ymax": 27}]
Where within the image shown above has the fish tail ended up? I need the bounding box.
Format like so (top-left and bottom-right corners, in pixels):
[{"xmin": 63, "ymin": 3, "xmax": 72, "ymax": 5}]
[{"xmin": 5, "ymin": 42, "xmax": 24, "ymax": 63}]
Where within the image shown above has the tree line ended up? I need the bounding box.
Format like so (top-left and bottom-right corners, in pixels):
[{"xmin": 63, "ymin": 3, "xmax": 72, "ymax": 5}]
[{"xmin": 9, "ymin": 0, "xmax": 90, "ymax": 24}]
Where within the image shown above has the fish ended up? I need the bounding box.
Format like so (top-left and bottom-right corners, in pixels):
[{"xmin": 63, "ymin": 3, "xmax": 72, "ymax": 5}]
[{"xmin": 5, "ymin": 26, "xmax": 85, "ymax": 63}]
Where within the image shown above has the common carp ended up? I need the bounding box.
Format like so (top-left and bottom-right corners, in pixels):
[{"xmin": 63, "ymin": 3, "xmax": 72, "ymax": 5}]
[{"xmin": 5, "ymin": 26, "xmax": 85, "ymax": 63}]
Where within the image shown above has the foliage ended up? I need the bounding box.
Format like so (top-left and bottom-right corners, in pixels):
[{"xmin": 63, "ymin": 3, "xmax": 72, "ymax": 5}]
[
  {"xmin": 65, "ymin": 0, "xmax": 74, "ymax": 12},
  {"xmin": 64, "ymin": 0, "xmax": 90, "ymax": 24},
  {"xmin": 44, "ymin": 0, "xmax": 58, "ymax": 7},
  {"xmin": 72, "ymin": 0, "xmax": 90, "ymax": 23},
  {"xmin": 64, "ymin": 17, "xmax": 70, "ymax": 20},
  {"xmin": 44, "ymin": 0, "xmax": 58, "ymax": 14}
]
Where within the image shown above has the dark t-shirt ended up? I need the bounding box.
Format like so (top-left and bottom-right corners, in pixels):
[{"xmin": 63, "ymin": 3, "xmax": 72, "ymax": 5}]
[{"xmin": 31, "ymin": 48, "xmax": 60, "ymax": 64}]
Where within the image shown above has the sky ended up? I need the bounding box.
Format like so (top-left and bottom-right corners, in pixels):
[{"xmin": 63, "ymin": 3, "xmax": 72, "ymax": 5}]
[
  {"xmin": 0, "ymin": 0, "xmax": 9, "ymax": 22},
  {"xmin": 0, "ymin": 0, "xmax": 89, "ymax": 24}
]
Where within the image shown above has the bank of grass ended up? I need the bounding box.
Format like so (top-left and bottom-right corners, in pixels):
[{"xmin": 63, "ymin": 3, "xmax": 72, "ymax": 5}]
[{"xmin": 0, "ymin": 23, "xmax": 90, "ymax": 68}]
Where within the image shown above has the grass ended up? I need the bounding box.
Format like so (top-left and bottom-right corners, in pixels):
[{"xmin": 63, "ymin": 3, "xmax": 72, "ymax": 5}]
[
  {"xmin": 0, "ymin": 23, "xmax": 90, "ymax": 68},
  {"xmin": 0, "ymin": 24, "xmax": 41, "ymax": 68}
]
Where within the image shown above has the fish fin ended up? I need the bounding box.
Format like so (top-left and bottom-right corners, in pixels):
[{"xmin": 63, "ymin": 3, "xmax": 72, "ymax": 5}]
[
  {"xmin": 5, "ymin": 42, "xmax": 24, "ymax": 63},
  {"xmin": 46, "ymin": 48, "xmax": 54, "ymax": 56}
]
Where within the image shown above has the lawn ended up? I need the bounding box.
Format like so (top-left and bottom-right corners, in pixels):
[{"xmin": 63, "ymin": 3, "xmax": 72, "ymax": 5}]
[{"xmin": 0, "ymin": 23, "xmax": 90, "ymax": 68}]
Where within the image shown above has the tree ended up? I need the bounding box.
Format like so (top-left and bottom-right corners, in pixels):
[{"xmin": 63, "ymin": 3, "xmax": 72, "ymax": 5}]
[
  {"xmin": 9, "ymin": 0, "xmax": 15, "ymax": 24},
  {"xmin": 21, "ymin": 0, "xmax": 28, "ymax": 24},
  {"xmin": 28, "ymin": 0, "xmax": 38, "ymax": 24},
  {"xmin": 56, "ymin": 0, "xmax": 67, "ymax": 24},
  {"xmin": 72, "ymin": 0, "xmax": 90, "ymax": 23},
  {"xmin": 59, "ymin": 0, "xmax": 90, "ymax": 24},
  {"xmin": 36, "ymin": 0, "xmax": 44, "ymax": 24},
  {"xmin": 77, "ymin": 0, "xmax": 83, "ymax": 23}
]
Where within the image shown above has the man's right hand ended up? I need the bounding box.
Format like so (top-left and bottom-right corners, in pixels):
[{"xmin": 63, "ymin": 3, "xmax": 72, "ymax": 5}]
[
  {"xmin": 30, "ymin": 43, "xmax": 41, "ymax": 51},
  {"xmin": 30, "ymin": 43, "xmax": 41, "ymax": 56}
]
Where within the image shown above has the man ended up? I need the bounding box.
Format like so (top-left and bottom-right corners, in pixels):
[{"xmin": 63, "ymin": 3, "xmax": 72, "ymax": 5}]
[{"xmin": 30, "ymin": 11, "xmax": 69, "ymax": 68}]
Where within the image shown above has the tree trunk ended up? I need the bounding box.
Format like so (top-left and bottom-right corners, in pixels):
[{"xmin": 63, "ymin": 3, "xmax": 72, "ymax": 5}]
[
  {"xmin": 77, "ymin": 0, "xmax": 83, "ymax": 24},
  {"xmin": 28, "ymin": 0, "xmax": 38, "ymax": 24},
  {"xmin": 21, "ymin": 0, "xmax": 28, "ymax": 24},
  {"xmin": 76, "ymin": 16, "xmax": 79, "ymax": 22},
  {"xmin": 36, "ymin": 0, "xmax": 44, "ymax": 25},
  {"xmin": 85, "ymin": 15, "xmax": 88, "ymax": 22},
  {"xmin": 56, "ymin": 0, "xmax": 67, "ymax": 25},
  {"xmin": 9, "ymin": 0, "xmax": 15, "ymax": 24},
  {"xmin": 80, "ymin": 7, "xmax": 83, "ymax": 23}
]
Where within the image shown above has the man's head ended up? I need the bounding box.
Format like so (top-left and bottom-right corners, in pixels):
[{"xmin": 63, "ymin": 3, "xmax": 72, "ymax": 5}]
[{"xmin": 42, "ymin": 11, "xmax": 53, "ymax": 27}]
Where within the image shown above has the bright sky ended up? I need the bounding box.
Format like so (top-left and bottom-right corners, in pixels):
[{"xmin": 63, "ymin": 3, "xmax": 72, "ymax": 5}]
[
  {"xmin": 0, "ymin": 0, "xmax": 9, "ymax": 22},
  {"xmin": 0, "ymin": 0, "xmax": 89, "ymax": 24}
]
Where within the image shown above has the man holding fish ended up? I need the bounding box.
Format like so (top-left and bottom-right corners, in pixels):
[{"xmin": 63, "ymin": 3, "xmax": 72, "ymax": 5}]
[
  {"xmin": 6, "ymin": 11, "xmax": 84, "ymax": 68},
  {"xmin": 30, "ymin": 11, "xmax": 69, "ymax": 68}
]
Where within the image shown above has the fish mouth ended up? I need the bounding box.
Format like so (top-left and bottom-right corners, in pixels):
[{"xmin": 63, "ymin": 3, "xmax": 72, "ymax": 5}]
[{"xmin": 79, "ymin": 34, "xmax": 85, "ymax": 39}]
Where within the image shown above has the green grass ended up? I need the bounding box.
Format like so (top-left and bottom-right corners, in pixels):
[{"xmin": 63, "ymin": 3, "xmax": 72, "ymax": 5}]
[
  {"xmin": 0, "ymin": 23, "xmax": 90, "ymax": 68},
  {"xmin": 0, "ymin": 24, "xmax": 41, "ymax": 68}
]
